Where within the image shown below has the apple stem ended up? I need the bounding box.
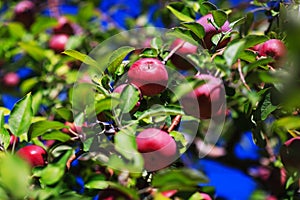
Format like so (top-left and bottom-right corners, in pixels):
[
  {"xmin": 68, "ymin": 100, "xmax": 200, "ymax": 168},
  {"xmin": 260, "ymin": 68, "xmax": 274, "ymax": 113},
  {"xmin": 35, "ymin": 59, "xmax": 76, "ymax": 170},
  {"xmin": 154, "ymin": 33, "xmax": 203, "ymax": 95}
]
[
  {"xmin": 237, "ymin": 59, "xmax": 251, "ymax": 91},
  {"xmin": 167, "ymin": 115, "xmax": 182, "ymax": 133},
  {"xmin": 162, "ymin": 40, "xmax": 185, "ymax": 64}
]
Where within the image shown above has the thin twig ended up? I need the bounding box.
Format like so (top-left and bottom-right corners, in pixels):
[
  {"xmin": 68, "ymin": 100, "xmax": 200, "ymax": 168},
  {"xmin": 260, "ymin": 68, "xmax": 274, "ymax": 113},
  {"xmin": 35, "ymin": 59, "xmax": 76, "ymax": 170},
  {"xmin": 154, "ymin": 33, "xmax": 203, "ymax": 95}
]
[
  {"xmin": 167, "ymin": 115, "xmax": 182, "ymax": 133},
  {"xmin": 237, "ymin": 59, "xmax": 251, "ymax": 91},
  {"xmin": 163, "ymin": 40, "xmax": 185, "ymax": 64}
]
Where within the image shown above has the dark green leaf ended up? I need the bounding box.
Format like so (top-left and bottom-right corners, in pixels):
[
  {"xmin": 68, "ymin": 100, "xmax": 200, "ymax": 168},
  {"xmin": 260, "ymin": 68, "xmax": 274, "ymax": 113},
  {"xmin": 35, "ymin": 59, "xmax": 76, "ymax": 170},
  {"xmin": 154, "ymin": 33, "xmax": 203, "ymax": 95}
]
[
  {"xmin": 28, "ymin": 120, "xmax": 66, "ymax": 140},
  {"xmin": 95, "ymin": 97, "xmax": 119, "ymax": 114},
  {"xmin": 211, "ymin": 10, "xmax": 227, "ymax": 28},
  {"xmin": 244, "ymin": 35, "xmax": 268, "ymax": 49},
  {"xmin": 199, "ymin": 1, "xmax": 217, "ymax": 15},
  {"xmin": 8, "ymin": 93, "xmax": 33, "ymax": 137},
  {"xmin": 229, "ymin": 17, "xmax": 246, "ymax": 29},
  {"xmin": 108, "ymin": 46, "xmax": 135, "ymax": 75},
  {"xmin": 181, "ymin": 22, "xmax": 205, "ymax": 39},
  {"xmin": 239, "ymin": 50, "xmax": 257, "ymax": 63},
  {"xmin": 31, "ymin": 17, "xmax": 57, "ymax": 35}
]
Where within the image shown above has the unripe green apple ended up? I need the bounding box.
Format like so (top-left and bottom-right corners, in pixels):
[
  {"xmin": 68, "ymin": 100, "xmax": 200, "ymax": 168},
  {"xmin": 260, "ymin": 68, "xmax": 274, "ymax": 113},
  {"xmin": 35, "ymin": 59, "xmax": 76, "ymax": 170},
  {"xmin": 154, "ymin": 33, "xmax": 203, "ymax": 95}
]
[
  {"xmin": 196, "ymin": 13, "xmax": 231, "ymax": 50},
  {"xmin": 128, "ymin": 58, "xmax": 168, "ymax": 96},
  {"xmin": 16, "ymin": 145, "xmax": 47, "ymax": 167},
  {"xmin": 181, "ymin": 74, "xmax": 225, "ymax": 119},
  {"xmin": 136, "ymin": 128, "xmax": 177, "ymax": 171}
]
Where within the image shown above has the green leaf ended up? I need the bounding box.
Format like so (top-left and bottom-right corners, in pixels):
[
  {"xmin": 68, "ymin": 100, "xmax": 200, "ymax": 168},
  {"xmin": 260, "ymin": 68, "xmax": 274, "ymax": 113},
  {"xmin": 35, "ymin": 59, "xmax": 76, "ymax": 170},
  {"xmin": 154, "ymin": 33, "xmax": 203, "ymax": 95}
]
[
  {"xmin": 167, "ymin": 27, "xmax": 199, "ymax": 46},
  {"xmin": 181, "ymin": 22, "xmax": 205, "ymax": 39},
  {"xmin": 31, "ymin": 17, "xmax": 57, "ymax": 35},
  {"xmin": 199, "ymin": 1, "xmax": 217, "ymax": 15},
  {"xmin": 139, "ymin": 48, "xmax": 158, "ymax": 58},
  {"xmin": 28, "ymin": 120, "xmax": 66, "ymax": 140},
  {"xmin": 65, "ymin": 35, "xmax": 84, "ymax": 50},
  {"xmin": 169, "ymin": 131, "xmax": 187, "ymax": 153},
  {"xmin": 171, "ymin": 78, "xmax": 205, "ymax": 102},
  {"xmin": 245, "ymin": 57, "xmax": 274, "ymax": 72},
  {"xmin": 95, "ymin": 97, "xmax": 120, "ymax": 114},
  {"xmin": 85, "ymin": 175, "xmax": 108, "ymax": 189},
  {"xmin": 211, "ymin": 10, "xmax": 227, "ymax": 28},
  {"xmin": 151, "ymin": 37, "xmax": 163, "ymax": 50},
  {"xmin": 224, "ymin": 39, "xmax": 246, "ymax": 66},
  {"xmin": 40, "ymin": 150, "xmax": 72, "ymax": 185},
  {"xmin": 0, "ymin": 111, "xmax": 10, "ymax": 149},
  {"xmin": 42, "ymin": 130, "xmax": 71, "ymax": 142},
  {"xmin": 54, "ymin": 107, "xmax": 73, "ymax": 121},
  {"xmin": 19, "ymin": 42, "xmax": 46, "ymax": 61},
  {"xmin": 107, "ymin": 46, "xmax": 135, "ymax": 75},
  {"xmin": 114, "ymin": 127, "xmax": 137, "ymax": 160},
  {"xmin": 239, "ymin": 50, "xmax": 257, "ymax": 63},
  {"xmin": 153, "ymin": 168, "xmax": 208, "ymax": 191},
  {"xmin": 119, "ymin": 85, "xmax": 140, "ymax": 113},
  {"xmin": 137, "ymin": 106, "xmax": 184, "ymax": 121},
  {"xmin": 229, "ymin": 17, "xmax": 246, "ymax": 29},
  {"xmin": 63, "ymin": 50, "xmax": 99, "ymax": 69},
  {"xmin": 274, "ymin": 116, "xmax": 300, "ymax": 131},
  {"xmin": 167, "ymin": 2, "xmax": 194, "ymax": 22},
  {"xmin": 77, "ymin": 2, "xmax": 95, "ymax": 23},
  {"xmin": 7, "ymin": 23, "xmax": 26, "ymax": 39},
  {"xmin": 243, "ymin": 35, "xmax": 268, "ymax": 49},
  {"xmin": 0, "ymin": 155, "xmax": 31, "ymax": 199},
  {"xmin": 32, "ymin": 91, "xmax": 43, "ymax": 115},
  {"xmin": 8, "ymin": 93, "xmax": 33, "ymax": 137}
]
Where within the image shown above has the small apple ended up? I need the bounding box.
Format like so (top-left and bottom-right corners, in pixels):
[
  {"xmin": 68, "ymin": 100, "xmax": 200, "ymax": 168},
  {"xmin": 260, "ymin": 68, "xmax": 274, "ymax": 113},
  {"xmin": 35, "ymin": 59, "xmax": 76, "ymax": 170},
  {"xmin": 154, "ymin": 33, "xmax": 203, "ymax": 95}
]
[
  {"xmin": 258, "ymin": 39, "xmax": 287, "ymax": 68},
  {"xmin": 3, "ymin": 72, "xmax": 20, "ymax": 87},
  {"xmin": 53, "ymin": 16, "xmax": 75, "ymax": 35},
  {"xmin": 16, "ymin": 145, "xmax": 47, "ymax": 167},
  {"xmin": 181, "ymin": 74, "xmax": 225, "ymax": 119},
  {"xmin": 9, "ymin": 134, "xmax": 18, "ymax": 147},
  {"xmin": 196, "ymin": 13, "xmax": 231, "ymax": 50},
  {"xmin": 136, "ymin": 128, "xmax": 177, "ymax": 171},
  {"xmin": 280, "ymin": 137, "xmax": 300, "ymax": 174},
  {"xmin": 13, "ymin": 0, "xmax": 36, "ymax": 29},
  {"xmin": 128, "ymin": 58, "xmax": 168, "ymax": 96},
  {"xmin": 171, "ymin": 38, "xmax": 198, "ymax": 55},
  {"xmin": 49, "ymin": 34, "xmax": 69, "ymax": 53},
  {"xmin": 62, "ymin": 121, "xmax": 82, "ymax": 135}
]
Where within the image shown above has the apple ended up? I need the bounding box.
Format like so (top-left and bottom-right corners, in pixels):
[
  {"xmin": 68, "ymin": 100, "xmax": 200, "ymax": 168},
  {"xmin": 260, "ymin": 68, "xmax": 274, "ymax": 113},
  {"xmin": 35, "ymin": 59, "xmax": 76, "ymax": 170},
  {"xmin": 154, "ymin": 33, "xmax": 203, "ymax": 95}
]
[
  {"xmin": 62, "ymin": 121, "xmax": 82, "ymax": 135},
  {"xmin": 280, "ymin": 137, "xmax": 300, "ymax": 174},
  {"xmin": 9, "ymin": 134, "xmax": 18, "ymax": 147},
  {"xmin": 198, "ymin": 192, "xmax": 212, "ymax": 200},
  {"xmin": 49, "ymin": 34, "xmax": 69, "ymax": 53},
  {"xmin": 161, "ymin": 190, "xmax": 177, "ymax": 198},
  {"xmin": 258, "ymin": 39, "xmax": 287, "ymax": 68},
  {"xmin": 128, "ymin": 58, "xmax": 168, "ymax": 96},
  {"xmin": 136, "ymin": 128, "xmax": 177, "ymax": 171},
  {"xmin": 171, "ymin": 38, "xmax": 198, "ymax": 55},
  {"xmin": 53, "ymin": 16, "xmax": 75, "ymax": 35},
  {"xmin": 3, "ymin": 72, "xmax": 20, "ymax": 87},
  {"xmin": 250, "ymin": 43, "xmax": 263, "ymax": 52},
  {"xmin": 13, "ymin": 0, "xmax": 36, "ymax": 29},
  {"xmin": 181, "ymin": 74, "xmax": 225, "ymax": 119},
  {"xmin": 196, "ymin": 13, "xmax": 231, "ymax": 50},
  {"xmin": 16, "ymin": 145, "xmax": 47, "ymax": 167}
]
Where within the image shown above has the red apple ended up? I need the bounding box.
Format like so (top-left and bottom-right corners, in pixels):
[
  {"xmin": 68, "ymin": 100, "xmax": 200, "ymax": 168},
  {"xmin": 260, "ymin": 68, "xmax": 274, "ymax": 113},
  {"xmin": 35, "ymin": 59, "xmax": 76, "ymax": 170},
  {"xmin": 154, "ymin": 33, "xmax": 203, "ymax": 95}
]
[
  {"xmin": 161, "ymin": 190, "xmax": 177, "ymax": 198},
  {"xmin": 128, "ymin": 58, "xmax": 168, "ymax": 96},
  {"xmin": 16, "ymin": 145, "xmax": 47, "ymax": 167},
  {"xmin": 53, "ymin": 16, "xmax": 74, "ymax": 35},
  {"xmin": 280, "ymin": 137, "xmax": 300, "ymax": 174},
  {"xmin": 181, "ymin": 74, "xmax": 225, "ymax": 119},
  {"xmin": 199, "ymin": 192, "xmax": 212, "ymax": 200},
  {"xmin": 196, "ymin": 13, "xmax": 231, "ymax": 50},
  {"xmin": 9, "ymin": 134, "xmax": 18, "ymax": 147},
  {"xmin": 3, "ymin": 72, "xmax": 20, "ymax": 87},
  {"xmin": 13, "ymin": 0, "xmax": 36, "ymax": 29},
  {"xmin": 49, "ymin": 34, "xmax": 69, "ymax": 53},
  {"xmin": 258, "ymin": 39, "xmax": 287, "ymax": 68},
  {"xmin": 250, "ymin": 43, "xmax": 263, "ymax": 52},
  {"xmin": 171, "ymin": 38, "xmax": 198, "ymax": 55},
  {"xmin": 136, "ymin": 128, "xmax": 177, "ymax": 171}
]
